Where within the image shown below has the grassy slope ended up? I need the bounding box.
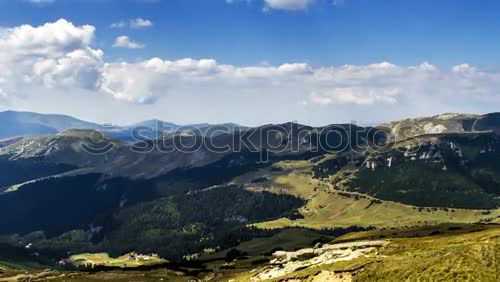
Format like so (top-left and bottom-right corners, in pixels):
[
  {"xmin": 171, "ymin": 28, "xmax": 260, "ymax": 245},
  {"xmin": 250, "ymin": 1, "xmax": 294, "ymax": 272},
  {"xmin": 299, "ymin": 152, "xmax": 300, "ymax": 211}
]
[
  {"xmin": 2, "ymin": 156, "xmax": 499, "ymax": 281},
  {"xmin": 352, "ymin": 226, "xmax": 499, "ymax": 281},
  {"xmin": 201, "ymin": 229, "xmax": 333, "ymax": 260},
  {"xmin": 69, "ymin": 253, "xmax": 167, "ymax": 268},
  {"xmin": 226, "ymin": 224, "xmax": 500, "ymax": 282},
  {"xmin": 250, "ymin": 160, "xmax": 499, "ymax": 229},
  {"xmin": 3, "ymin": 225, "xmax": 497, "ymax": 281}
]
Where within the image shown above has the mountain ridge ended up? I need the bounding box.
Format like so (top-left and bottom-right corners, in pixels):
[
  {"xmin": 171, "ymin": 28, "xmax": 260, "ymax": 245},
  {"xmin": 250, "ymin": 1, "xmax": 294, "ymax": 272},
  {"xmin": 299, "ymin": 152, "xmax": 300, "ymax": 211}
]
[
  {"xmin": 0, "ymin": 110, "xmax": 247, "ymax": 141},
  {"xmin": 0, "ymin": 110, "xmax": 498, "ymax": 280}
]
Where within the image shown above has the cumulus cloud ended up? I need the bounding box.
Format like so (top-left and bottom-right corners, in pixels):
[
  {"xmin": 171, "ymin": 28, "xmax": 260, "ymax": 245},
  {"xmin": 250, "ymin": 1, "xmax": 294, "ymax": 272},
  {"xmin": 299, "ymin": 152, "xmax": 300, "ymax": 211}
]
[
  {"xmin": 111, "ymin": 18, "xmax": 153, "ymax": 29},
  {"xmin": 311, "ymin": 88, "xmax": 400, "ymax": 105},
  {"xmin": 0, "ymin": 19, "xmax": 103, "ymax": 95},
  {"xmin": 97, "ymin": 57, "xmax": 500, "ymax": 107},
  {"xmin": 264, "ymin": 0, "xmax": 314, "ymax": 11},
  {"xmin": 130, "ymin": 18, "xmax": 153, "ymax": 28},
  {"xmin": 452, "ymin": 63, "xmax": 477, "ymax": 74},
  {"xmin": 112, "ymin": 36, "xmax": 145, "ymax": 49},
  {"xmin": 98, "ymin": 59, "xmax": 318, "ymax": 103},
  {"xmin": 0, "ymin": 19, "xmax": 95, "ymax": 60},
  {"xmin": 2, "ymin": 19, "xmax": 500, "ymax": 124}
]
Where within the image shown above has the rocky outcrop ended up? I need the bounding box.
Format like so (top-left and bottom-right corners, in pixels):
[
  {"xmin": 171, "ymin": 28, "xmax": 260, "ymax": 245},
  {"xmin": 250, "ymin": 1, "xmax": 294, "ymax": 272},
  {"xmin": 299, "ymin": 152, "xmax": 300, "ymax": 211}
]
[{"xmin": 252, "ymin": 240, "xmax": 387, "ymax": 281}]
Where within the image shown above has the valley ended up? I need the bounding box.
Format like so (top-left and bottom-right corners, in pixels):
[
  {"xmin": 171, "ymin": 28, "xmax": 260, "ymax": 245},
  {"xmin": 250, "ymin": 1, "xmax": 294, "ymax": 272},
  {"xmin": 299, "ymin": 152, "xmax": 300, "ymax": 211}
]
[{"xmin": 0, "ymin": 111, "xmax": 499, "ymax": 281}]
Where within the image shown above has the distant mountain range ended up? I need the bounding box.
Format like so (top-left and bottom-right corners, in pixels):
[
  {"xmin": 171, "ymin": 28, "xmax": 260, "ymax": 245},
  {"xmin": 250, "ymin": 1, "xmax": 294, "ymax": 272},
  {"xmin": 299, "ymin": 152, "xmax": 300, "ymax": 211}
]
[
  {"xmin": 0, "ymin": 111, "xmax": 106, "ymax": 139},
  {"xmin": 0, "ymin": 110, "xmax": 246, "ymax": 141}
]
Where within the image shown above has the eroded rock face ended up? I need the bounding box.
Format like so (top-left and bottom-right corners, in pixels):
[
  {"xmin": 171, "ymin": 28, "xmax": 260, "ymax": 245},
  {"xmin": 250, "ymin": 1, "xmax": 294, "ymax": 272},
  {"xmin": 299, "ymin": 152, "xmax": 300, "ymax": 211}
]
[{"xmin": 252, "ymin": 240, "xmax": 388, "ymax": 281}]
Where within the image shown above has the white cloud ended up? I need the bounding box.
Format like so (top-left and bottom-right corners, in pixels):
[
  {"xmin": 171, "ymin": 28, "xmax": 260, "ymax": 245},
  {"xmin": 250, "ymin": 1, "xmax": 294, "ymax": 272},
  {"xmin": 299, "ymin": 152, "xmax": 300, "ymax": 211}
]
[
  {"xmin": 130, "ymin": 18, "xmax": 153, "ymax": 28},
  {"xmin": 26, "ymin": 0, "xmax": 55, "ymax": 4},
  {"xmin": 226, "ymin": 0, "xmax": 253, "ymax": 4},
  {"xmin": 0, "ymin": 19, "xmax": 103, "ymax": 95},
  {"xmin": 110, "ymin": 21, "xmax": 127, "ymax": 29},
  {"xmin": 120, "ymin": 59, "xmax": 314, "ymax": 103},
  {"xmin": 311, "ymin": 88, "xmax": 400, "ymax": 105},
  {"xmin": 100, "ymin": 58, "xmax": 225, "ymax": 103},
  {"xmin": 112, "ymin": 36, "xmax": 145, "ymax": 49},
  {"xmin": 264, "ymin": 0, "xmax": 314, "ymax": 11},
  {"xmin": 111, "ymin": 18, "xmax": 153, "ymax": 29},
  {"xmin": 452, "ymin": 63, "xmax": 477, "ymax": 74},
  {"xmin": 98, "ymin": 57, "xmax": 500, "ymax": 107},
  {"xmin": 2, "ymin": 19, "xmax": 500, "ymax": 125},
  {"xmin": 0, "ymin": 19, "xmax": 95, "ymax": 61}
]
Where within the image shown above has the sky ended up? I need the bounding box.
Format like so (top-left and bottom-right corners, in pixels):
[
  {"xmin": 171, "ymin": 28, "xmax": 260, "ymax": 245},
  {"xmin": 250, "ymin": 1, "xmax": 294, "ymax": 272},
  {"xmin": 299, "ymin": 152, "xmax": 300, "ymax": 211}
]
[{"xmin": 0, "ymin": 0, "xmax": 499, "ymax": 126}]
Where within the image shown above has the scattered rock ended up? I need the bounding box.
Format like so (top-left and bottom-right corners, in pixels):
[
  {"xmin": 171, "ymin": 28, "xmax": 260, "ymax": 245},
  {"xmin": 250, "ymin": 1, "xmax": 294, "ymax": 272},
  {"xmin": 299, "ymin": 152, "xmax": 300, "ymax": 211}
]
[{"xmin": 252, "ymin": 240, "xmax": 388, "ymax": 281}]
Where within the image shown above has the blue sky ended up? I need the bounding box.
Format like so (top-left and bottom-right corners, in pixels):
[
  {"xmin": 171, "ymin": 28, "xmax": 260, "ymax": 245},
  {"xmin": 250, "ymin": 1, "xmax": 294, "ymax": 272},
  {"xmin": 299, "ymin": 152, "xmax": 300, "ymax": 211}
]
[
  {"xmin": 0, "ymin": 0, "xmax": 499, "ymax": 126},
  {"xmin": 2, "ymin": 0, "xmax": 499, "ymax": 67}
]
